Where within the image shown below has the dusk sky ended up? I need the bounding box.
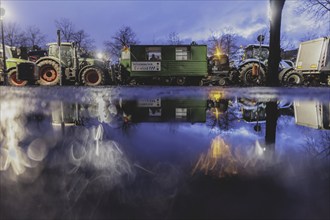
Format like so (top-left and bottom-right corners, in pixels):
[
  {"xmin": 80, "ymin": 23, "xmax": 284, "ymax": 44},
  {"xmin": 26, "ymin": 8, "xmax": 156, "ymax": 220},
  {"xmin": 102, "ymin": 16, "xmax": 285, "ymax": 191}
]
[{"xmin": 2, "ymin": 0, "xmax": 330, "ymax": 52}]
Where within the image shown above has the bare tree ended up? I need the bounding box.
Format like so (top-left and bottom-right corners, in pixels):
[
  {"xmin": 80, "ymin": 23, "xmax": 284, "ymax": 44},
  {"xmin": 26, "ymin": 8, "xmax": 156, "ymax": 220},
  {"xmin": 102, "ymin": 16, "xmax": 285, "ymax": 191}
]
[
  {"xmin": 280, "ymin": 32, "xmax": 295, "ymax": 51},
  {"xmin": 55, "ymin": 18, "xmax": 96, "ymax": 55},
  {"xmin": 24, "ymin": 25, "xmax": 47, "ymax": 49},
  {"xmin": 300, "ymin": 31, "xmax": 322, "ymax": 41},
  {"xmin": 72, "ymin": 29, "xmax": 95, "ymax": 56},
  {"xmin": 208, "ymin": 28, "xmax": 239, "ymax": 60},
  {"xmin": 304, "ymin": 131, "xmax": 330, "ymax": 159},
  {"xmin": 55, "ymin": 18, "xmax": 76, "ymax": 42},
  {"xmin": 208, "ymin": 32, "xmax": 222, "ymax": 55},
  {"xmin": 104, "ymin": 26, "xmax": 138, "ymax": 59},
  {"xmin": 1, "ymin": 22, "xmax": 26, "ymax": 47},
  {"xmin": 221, "ymin": 35, "xmax": 239, "ymax": 60},
  {"xmin": 167, "ymin": 32, "xmax": 182, "ymax": 45},
  {"xmin": 296, "ymin": 0, "xmax": 330, "ymax": 20}
]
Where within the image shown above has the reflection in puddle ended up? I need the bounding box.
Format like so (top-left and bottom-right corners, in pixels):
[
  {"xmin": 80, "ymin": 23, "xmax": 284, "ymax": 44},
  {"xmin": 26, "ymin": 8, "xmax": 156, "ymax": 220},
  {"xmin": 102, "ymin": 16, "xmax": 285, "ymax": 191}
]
[
  {"xmin": 192, "ymin": 137, "xmax": 269, "ymax": 178},
  {"xmin": 0, "ymin": 86, "xmax": 329, "ymax": 220},
  {"xmin": 192, "ymin": 136, "xmax": 238, "ymax": 177}
]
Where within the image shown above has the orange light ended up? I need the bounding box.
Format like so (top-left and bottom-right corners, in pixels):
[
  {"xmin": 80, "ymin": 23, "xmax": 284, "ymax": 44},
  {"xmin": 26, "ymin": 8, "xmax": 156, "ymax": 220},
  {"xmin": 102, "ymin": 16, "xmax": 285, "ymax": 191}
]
[
  {"xmin": 209, "ymin": 91, "xmax": 223, "ymax": 101},
  {"xmin": 122, "ymin": 46, "xmax": 129, "ymax": 52},
  {"xmin": 192, "ymin": 136, "xmax": 238, "ymax": 177},
  {"xmin": 212, "ymin": 107, "xmax": 221, "ymax": 120},
  {"xmin": 214, "ymin": 47, "xmax": 222, "ymax": 57}
]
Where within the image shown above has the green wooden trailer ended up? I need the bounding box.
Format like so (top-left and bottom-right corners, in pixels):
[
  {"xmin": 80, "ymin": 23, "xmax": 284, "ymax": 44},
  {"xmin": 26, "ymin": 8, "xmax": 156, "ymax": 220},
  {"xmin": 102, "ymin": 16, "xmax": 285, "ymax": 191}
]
[
  {"xmin": 122, "ymin": 98, "xmax": 207, "ymax": 123},
  {"xmin": 120, "ymin": 44, "xmax": 208, "ymax": 85}
]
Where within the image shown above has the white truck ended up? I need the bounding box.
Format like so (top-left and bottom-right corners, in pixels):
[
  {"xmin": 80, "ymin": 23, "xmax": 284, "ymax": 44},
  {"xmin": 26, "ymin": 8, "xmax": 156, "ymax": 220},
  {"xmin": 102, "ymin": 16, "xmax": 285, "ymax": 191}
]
[
  {"xmin": 282, "ymin": 37, "xmax": 330, "ymax": 86},
  {"xmin": 294, "ymin": 100, "xmax": 329, "ymax": 129}
]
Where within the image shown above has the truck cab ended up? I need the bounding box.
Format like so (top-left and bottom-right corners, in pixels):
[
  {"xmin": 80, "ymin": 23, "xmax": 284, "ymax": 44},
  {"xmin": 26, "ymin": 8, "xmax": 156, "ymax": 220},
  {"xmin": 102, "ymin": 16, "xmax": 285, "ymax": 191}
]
[{"xmin": 280, "ymin": 37, "xmax": 330, "ymax": 86}]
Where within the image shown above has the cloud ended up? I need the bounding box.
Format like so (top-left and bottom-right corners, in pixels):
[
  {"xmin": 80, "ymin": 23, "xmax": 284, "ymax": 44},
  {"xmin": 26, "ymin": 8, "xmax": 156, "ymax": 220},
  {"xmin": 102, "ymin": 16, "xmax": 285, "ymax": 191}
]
[
  {"xmin": 5, "ymin": 0, "xmax": 327, "ymax": 50},
  {"xmin": 282, "ymin": 1, "xmax": 329, "ymax": 46}
]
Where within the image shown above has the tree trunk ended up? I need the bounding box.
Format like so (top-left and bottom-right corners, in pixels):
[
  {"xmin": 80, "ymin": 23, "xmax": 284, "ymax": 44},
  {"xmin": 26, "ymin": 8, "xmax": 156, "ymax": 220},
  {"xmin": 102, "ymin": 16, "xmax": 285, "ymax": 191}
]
[
  {"xmin": 265, "ymin": 0, "xmax": 285, "ymax": 154},
  {"xmin": 267, "ymin": 0, "xmax": 285, "ymax": 86}
]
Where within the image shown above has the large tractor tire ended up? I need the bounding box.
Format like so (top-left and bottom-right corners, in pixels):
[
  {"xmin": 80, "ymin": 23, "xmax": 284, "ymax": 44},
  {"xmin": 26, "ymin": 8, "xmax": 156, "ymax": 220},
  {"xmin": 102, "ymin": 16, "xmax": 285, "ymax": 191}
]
[
  {"xmin": 8, "ymin": 69, "xmax": 28, "ymax": 86},
  {"xmin": 38, "ymin": 60, "xmax": 61, "ymax": 86},
  {"xmin": 80, "ymin": 67, "xmax": 105, "ymax": 86},
  {"xmin": 282, "ymin": 69, "xmax": 303, "ymax": 86},
  {"xmin": 239, "ymin": 63, "xmax": 266, "ymax": 86}
]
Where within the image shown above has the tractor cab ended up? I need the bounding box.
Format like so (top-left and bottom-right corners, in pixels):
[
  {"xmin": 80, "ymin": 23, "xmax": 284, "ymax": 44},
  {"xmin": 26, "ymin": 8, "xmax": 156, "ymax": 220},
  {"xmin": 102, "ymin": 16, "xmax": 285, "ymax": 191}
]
[
  {"xmin": 28, "ymin": 50, "xmax": 48, "ymax": 62},
  {"xmin": 243, "ymin": 44, "xmax": 269, "ymax": 62},
  {"xmin": 48, "ymin": 42, "xmax": 75, "ymax": 67}
]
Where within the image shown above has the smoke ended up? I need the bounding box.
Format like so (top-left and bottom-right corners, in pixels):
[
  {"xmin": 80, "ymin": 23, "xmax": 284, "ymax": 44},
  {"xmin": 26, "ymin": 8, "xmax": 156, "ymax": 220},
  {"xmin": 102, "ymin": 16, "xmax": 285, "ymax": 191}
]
[{"xmin": 0, "ymin": 98, "xmax": 51, "ymax": 182}]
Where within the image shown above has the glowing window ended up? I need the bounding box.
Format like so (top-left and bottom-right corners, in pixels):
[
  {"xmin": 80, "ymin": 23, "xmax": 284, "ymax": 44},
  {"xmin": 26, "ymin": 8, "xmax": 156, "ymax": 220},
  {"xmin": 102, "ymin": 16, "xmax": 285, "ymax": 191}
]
[
  {"xmin": 176, "ymin": 47, "xmax": 190, "ymax": 60},
  {"xmin": 149, "ymin": 108, "xmax": 161, "ymax": 116},
  {"xmin": 146, "ymin": 47, "xmax": 161, "ymax": 61},
  {"xmin": 176, "ymin": 108, "xmax": 187, "ymax": 118}
]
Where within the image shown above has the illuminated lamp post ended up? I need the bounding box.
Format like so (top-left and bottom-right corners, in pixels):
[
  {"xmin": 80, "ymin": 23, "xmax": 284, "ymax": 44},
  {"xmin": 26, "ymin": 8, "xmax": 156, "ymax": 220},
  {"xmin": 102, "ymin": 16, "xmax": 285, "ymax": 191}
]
[{"xmin": 0, "ymin": 6, "xmax": 7, "ymax": 86}]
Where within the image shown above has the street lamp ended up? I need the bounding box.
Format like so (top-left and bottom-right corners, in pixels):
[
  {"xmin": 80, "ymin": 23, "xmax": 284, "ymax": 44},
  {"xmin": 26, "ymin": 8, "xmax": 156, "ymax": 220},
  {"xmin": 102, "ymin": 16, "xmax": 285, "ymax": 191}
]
[{"xmin": 0, "ymin": 7, "xmax": 7, "ymax": 86}]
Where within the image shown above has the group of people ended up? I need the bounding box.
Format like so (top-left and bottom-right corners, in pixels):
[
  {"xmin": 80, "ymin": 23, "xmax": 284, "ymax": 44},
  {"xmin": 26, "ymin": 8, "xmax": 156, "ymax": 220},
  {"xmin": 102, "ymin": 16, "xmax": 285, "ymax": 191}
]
[{"xmin": 149, "ymin": 54, "xmax": 160, "ymax": 61}]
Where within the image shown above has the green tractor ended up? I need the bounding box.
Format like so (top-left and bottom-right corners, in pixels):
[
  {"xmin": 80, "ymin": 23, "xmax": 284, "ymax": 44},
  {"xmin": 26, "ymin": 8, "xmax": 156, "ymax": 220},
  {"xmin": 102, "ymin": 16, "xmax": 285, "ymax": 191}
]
[
  {"xmin": 0, "ymin": 45, "xmax": 34, "ymax": 86},
  {"xmin": 35, "ymin": 42, "xmax": 110, "ymax": 86}
]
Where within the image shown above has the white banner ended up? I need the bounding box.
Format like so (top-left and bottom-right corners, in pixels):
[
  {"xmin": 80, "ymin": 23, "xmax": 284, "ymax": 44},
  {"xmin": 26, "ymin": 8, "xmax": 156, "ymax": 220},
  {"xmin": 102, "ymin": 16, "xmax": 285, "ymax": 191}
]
[
  {"xmin": 137, "ymin": 98, "xmax": 161, "ymax": 107},
  {"xmin": 132, "ymin": 62, "xmax": 161, "ymax": 71}
]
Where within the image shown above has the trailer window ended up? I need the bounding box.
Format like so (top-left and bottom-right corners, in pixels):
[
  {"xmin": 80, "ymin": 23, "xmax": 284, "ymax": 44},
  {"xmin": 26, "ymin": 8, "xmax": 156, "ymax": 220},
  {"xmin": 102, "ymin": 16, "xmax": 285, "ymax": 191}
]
[
  {"xmin": 146, "ymin": 47, "xmax": 161, "ymax": 61},
  {"xmin": 176, "ymin": 47, "xmax": 190, "ymax": 60},
  {"xmin": 176, "ymin": 108, "xmax": 187, "ymax": 119}
]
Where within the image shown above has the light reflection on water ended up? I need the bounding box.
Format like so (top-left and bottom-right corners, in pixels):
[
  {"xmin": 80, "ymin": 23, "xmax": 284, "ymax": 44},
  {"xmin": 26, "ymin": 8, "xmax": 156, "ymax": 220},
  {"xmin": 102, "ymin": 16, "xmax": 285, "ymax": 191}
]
[{"xmin": 0, "ymin": 86, "xmax": 329, "ymax": 220}]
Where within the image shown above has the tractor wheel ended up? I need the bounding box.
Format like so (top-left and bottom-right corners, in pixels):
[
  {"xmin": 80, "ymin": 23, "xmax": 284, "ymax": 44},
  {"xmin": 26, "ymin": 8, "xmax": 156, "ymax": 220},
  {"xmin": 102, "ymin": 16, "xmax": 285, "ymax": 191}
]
[
  {"xmin": 80, "ymin": 67, "xmax": 105, "ymax": 86},
  {"xmin": 8, "ymin": 69, "xmax": 28, "ymax": 86},
  {"xmin": 191, "ymin": 77, "xmax": 203, "ymax": 86},
  {"xmin": 229, "ymin": 69, "xmax": 240, "ymax": 85},
  {"xmin": 38, "ymin": 60, "xmax": 61, "ymax": 86},
  {"xmin": 129, "ymin": 79, "xmax": 137, "ymax": 86},
  {"xmin": 176, "ymin": 77, "xmax": 186, "ymax": 86},
  {"xmin": 283, "ymin": 70, "xmax": 302, "ymax": 86},
  {"xmin": 218, "ymin": 77, "xmax": 227, "ymax": 86},
  {"xmin": 239, "ymin": 63, "xmax": 265, "ymax": 86}
]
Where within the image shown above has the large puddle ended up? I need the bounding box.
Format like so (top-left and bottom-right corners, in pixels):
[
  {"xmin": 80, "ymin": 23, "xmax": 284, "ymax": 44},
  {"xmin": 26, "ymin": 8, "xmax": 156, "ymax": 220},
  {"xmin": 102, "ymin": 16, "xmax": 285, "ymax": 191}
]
[{"xmin": 0, "ymin": 86, "xmax": 329, "ymax": 220}]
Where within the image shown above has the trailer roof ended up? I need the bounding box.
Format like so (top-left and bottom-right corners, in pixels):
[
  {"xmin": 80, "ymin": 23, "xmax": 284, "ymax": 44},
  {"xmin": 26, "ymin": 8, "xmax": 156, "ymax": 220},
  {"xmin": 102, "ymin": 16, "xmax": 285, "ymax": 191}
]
[
  {"xmin": 129, "ymin": 44, "xmax": 207, "ymax": 47},
  {"xmin": 47, "ymin": 42, "xmax": 73, "ymax": 46}
]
